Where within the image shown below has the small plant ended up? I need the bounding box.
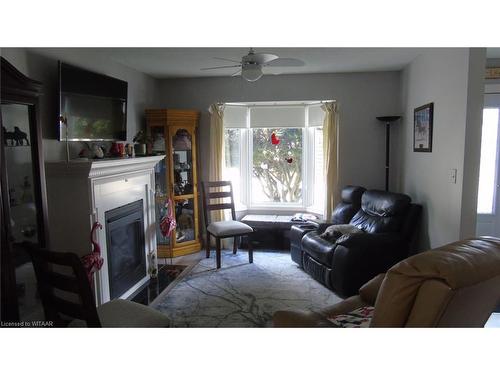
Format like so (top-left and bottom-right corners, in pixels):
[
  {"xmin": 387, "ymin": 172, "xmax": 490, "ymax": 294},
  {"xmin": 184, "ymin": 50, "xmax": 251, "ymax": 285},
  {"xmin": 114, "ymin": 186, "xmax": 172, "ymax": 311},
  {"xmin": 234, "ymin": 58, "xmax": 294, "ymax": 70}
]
[{"xmin": 133, "ymin": 130, "xmax": 152, "ymax": 144}]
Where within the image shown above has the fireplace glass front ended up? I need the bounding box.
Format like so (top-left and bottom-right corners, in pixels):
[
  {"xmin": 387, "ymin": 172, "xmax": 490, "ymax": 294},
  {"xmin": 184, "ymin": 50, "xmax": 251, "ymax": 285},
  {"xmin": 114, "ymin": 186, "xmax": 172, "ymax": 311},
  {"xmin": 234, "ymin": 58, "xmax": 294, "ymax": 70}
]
[{"xmin": 105, "ymin": 200, "xmax": 147, "ymax": 299}]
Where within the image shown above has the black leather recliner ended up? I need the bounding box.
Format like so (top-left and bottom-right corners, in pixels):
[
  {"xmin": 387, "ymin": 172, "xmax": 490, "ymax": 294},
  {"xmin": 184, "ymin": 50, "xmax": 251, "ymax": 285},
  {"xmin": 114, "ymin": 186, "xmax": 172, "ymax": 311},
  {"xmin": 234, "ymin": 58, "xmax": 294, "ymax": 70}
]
[
  {"xmin": 290, "ymin": 185, "xmax": 366, "ymax": 267},
  {"xmin": 290, "ymin": 187, "xmax": 421, "ymax": 298}
]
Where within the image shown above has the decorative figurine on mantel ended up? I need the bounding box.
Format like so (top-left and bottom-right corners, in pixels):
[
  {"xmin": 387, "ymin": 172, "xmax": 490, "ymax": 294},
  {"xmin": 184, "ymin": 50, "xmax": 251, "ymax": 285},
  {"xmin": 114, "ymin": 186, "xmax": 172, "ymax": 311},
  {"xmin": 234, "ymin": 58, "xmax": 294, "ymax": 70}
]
[
  {"xmin": 133, "ymin": 130, "xmax": 152, "ymax": 156},
  {"xmin": 78, "ymin": 142, "xmax": 106, "ymax": 159},
  {"xmin": 92, "ymin": 144, "xmax": 105, "ymax": 159}
]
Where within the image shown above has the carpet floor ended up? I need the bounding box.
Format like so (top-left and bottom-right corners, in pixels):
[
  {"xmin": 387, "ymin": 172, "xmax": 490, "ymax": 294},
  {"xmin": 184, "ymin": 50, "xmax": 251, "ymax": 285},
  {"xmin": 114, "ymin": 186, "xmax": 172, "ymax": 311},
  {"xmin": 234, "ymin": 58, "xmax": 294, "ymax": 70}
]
[{"xmin": 154, "ymin": 250, "xmax": 342, "ymax": 327}]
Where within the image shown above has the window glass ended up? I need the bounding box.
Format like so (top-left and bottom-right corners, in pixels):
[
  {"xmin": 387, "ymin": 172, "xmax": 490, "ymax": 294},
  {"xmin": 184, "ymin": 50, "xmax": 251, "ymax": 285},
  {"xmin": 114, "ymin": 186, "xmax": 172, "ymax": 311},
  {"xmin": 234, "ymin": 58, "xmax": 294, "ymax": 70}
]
[
  {"xmin": 223, "ymin": 128, "xmax": 242, "ymax": 204},
  {"xmin": 477, "ymin": 108, "xmax": 499, "ymax": 214},
  {"xmin": 251, "ymin": 128, "xmax": 303, "ymax": 204}
]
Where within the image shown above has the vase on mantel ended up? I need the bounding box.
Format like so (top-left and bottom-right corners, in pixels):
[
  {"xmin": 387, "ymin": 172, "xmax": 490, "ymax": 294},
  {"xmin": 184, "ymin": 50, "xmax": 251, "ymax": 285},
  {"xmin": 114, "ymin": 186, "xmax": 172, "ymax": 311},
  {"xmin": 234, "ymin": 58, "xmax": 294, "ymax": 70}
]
[{"xmin": 134, "ymin": 143, "xmax": 146, "ymax": 156}]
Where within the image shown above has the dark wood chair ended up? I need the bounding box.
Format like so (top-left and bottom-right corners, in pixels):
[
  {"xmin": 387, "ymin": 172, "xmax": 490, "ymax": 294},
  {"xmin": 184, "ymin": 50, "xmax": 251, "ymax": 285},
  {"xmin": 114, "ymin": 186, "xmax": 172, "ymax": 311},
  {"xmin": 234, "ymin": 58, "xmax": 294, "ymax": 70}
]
[
  {"xmin": 201, "ymin": 181, "xmax": 254, "ymax": 269},
  {"xmin": 25, "ymin": 243, "xmax": 171, "ymax": 327}
]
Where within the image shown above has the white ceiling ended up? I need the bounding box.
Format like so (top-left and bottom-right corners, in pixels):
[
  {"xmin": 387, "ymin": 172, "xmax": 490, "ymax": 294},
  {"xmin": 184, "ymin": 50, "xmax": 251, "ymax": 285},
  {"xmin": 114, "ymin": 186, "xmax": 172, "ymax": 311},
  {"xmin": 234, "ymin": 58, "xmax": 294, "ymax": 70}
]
[{"xmin": 31, "ymin": 47, "xmax": 500, "ymax": 79}]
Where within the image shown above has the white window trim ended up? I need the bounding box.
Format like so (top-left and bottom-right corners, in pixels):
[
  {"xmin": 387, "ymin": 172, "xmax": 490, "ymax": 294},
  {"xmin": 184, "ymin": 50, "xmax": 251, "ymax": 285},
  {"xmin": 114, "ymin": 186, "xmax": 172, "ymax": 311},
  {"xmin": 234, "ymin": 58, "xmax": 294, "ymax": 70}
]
[{"xmin": 224, "ymin": 100, "xmax": 331, "ymax": 214}]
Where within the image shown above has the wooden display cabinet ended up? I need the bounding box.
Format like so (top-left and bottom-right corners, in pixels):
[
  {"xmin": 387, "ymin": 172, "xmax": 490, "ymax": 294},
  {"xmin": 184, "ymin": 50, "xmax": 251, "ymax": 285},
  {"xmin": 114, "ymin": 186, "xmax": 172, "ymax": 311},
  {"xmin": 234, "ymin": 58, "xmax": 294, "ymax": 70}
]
[{"xmin": 145, "ymin": 109, "xmax": 201, "ymax": 258}]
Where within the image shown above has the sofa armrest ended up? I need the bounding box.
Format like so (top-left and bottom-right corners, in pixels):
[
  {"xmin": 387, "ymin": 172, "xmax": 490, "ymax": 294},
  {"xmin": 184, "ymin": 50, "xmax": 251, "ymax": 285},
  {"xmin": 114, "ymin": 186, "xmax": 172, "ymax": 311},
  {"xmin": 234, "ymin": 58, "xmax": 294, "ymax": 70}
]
[
  {"xmin": 335, "ymin": 232, "xmax": 405, "ymax": 252},
  {"xmin": 358, "ymin": 273, "xmax": 386, "ymax": 305},
  {"xmin": 290, "ymin": 223, "xmax": 319, "ymax": 245}
]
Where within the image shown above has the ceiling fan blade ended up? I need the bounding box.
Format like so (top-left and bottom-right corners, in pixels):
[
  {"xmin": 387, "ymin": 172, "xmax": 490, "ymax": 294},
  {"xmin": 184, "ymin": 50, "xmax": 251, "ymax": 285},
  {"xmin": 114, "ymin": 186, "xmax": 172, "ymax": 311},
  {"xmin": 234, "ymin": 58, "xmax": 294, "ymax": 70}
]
[
  {"xmin": 213, "ymin": 57, "xmax": 242, "ymax": 64},
  {"xmin": 265, "ymin": 58, "xmax": 305, "ymax": 67},
  {"xmin": 200, "ymin": 64, "xmax": 242, "ymax": 71},
  {"xmin": 231, "ymin": 69, "xmax": 242, "ymax": 77},
  {"xmin": 245, "ymin": 52, "xmax": 279, "ymax": 64}
]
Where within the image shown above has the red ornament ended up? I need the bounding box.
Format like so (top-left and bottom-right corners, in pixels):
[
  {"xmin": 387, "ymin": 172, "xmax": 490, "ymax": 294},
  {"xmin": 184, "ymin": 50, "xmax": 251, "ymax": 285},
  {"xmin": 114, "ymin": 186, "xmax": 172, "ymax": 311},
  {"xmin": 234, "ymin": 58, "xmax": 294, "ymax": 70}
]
[
  {"xmin": 271, "ymin": 133, "xmax": 280, "ymax": 145},
  {"xmin": 285, "ymin": 157, "xmax": 293, "ymax": 163},
  {"xmin": 160, "ymin": 198, "xmax": 176, "ymax": 237}
]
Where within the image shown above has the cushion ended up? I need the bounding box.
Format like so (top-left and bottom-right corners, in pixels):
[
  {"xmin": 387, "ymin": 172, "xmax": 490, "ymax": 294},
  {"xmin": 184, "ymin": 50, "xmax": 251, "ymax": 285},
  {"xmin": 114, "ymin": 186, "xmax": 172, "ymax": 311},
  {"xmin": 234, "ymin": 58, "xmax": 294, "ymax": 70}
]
[
  {"xmin": 326, "ymin": 306, "xmax": 374, "ymax": 328},
  {"xmin": 207, "ymin": 220, "xmax": 253, "ymax": 237},
  {"xmin": 332, "ymin": 186, "xmax": 366, "ymax": 224},
  {"xmin": 350, "ymin": 190, "xmax": 411, "ymax": 234},
  {"xmin": 341, "ymin": 185, "xmax": 366, "ymax": 204},
  {"xmin": 360, "ymin": 190, "xmax": 411, "ymax": 217},
  {"xmin": 69, "ymin": 299, "xmax": 171, "ymax": 328},
  {"xmin": 320, "ymin": 224, "xmax": 363, "ymax": 241}
]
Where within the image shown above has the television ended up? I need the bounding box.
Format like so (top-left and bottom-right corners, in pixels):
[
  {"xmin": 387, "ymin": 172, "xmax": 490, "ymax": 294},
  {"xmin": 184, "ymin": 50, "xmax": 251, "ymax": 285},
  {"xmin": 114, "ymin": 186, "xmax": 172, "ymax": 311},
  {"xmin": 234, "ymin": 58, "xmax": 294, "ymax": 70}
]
[{"xmin": 58, "ymin": 62, "xmax": 128, "ymax": 141}]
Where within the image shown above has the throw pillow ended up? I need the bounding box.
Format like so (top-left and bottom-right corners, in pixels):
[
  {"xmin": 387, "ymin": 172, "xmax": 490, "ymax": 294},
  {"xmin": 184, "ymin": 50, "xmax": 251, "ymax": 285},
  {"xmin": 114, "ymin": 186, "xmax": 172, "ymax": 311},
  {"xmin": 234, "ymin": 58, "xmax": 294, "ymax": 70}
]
[{"xmin": 326, "ymin": 306, "xmax": 374, "ymax": 328}]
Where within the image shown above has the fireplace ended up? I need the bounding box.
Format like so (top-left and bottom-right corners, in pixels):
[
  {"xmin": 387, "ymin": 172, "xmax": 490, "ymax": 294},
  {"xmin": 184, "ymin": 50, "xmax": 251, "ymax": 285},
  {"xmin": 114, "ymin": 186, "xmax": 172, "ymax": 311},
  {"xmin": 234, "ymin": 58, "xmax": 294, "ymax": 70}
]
[
  {"xmin": 45, "ymin": 155, "xmax": 165, "ymax": 305},
  {"xmin": 105, "ymin": 200, "xmax": 146, "ymax": 300}
]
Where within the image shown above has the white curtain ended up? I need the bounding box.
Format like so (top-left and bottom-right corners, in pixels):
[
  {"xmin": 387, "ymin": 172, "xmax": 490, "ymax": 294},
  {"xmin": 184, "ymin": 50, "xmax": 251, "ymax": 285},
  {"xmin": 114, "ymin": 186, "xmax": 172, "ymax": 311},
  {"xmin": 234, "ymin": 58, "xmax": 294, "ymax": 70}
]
[
  {"xmin": 208, "ymin": 103, "xmax": 225, "ymax": 224},
  {"xmin": 208, "ymin": 103, "xmax": 230, "ymax": 247},
  {"xmin": 322, "ymin": 102, "xmax": 340, "ymax": 220}
]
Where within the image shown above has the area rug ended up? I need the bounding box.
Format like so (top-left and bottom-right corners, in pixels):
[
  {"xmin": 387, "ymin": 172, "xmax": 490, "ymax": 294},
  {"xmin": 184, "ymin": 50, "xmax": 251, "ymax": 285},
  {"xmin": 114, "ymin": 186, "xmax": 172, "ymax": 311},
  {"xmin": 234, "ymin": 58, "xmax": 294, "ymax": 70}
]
[{"xmin": 154, "ymin": 250, "xmax": 342, "ymax": 327}]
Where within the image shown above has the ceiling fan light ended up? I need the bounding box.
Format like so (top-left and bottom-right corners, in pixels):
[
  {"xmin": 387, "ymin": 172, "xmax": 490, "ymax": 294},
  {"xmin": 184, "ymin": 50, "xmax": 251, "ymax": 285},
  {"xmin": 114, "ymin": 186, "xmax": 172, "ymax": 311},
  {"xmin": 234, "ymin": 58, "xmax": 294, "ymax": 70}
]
[{"xmin": 241, "ymin": 64, "xmax": 263, "ymax": 82}]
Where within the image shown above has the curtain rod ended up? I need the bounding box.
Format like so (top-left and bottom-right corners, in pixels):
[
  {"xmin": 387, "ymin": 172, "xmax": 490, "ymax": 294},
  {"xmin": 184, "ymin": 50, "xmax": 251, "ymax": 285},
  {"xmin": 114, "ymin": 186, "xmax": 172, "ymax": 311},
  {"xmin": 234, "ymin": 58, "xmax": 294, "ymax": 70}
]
[{"xmin": 222, "ymin": 100, "xmax": 336, "ymax": 107}]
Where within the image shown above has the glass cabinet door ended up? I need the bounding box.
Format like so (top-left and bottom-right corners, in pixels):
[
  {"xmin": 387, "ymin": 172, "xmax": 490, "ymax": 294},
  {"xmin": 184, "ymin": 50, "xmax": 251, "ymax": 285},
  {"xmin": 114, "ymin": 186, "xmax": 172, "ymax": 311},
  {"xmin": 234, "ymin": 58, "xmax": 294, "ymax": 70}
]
[
  {"xmin": 171, "ymin": 128, "xmax": 194, "ymax": 197},
  {"xmin": 2, "ymin": 104, "xmax": 39, "ymax": 245},
  {"xmin": 151, "ymin": 126, "xmax": 170, "ymax": 246},
  {"xmin": 174, "ymin": 198, "xmax": 195, "ymax": 244},
  {"xmin": 2, "ymin": 103, "xmax": 44, "ymax": 321}
]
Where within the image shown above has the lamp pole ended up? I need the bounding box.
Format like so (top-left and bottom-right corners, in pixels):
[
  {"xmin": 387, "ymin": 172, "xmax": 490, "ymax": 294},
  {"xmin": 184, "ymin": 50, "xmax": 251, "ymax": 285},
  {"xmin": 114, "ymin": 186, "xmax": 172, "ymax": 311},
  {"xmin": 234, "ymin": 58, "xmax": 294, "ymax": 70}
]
[{"xmin": 376, "ymin": 116, "xmax": 401, "ymax": 191}]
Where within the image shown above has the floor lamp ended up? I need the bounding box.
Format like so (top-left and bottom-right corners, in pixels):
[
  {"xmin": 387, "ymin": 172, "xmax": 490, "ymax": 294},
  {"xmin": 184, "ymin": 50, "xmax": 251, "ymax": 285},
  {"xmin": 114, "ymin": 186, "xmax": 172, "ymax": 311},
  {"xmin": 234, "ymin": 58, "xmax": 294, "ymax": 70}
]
[{"xmin": 376, "ymin": 116, "xmax": 401, "ymax": 191}]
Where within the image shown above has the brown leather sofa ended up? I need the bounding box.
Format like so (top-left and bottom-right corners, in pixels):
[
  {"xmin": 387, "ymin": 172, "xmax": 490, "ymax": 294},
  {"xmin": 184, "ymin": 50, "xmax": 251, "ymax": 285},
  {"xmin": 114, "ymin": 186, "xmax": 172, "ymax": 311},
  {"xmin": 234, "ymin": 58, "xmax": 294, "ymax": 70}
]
[{"xmin": 274, "ymin": 237, "xmax": 500, "ymax": 327}]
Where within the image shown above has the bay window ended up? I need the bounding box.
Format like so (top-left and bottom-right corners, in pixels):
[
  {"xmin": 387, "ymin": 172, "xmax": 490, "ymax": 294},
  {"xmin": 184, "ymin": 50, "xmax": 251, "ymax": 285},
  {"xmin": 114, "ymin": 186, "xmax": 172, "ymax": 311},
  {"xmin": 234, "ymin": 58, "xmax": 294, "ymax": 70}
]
[{"xmin": 222, "ymin": 101, "xmax": 328, "ymax": 213}]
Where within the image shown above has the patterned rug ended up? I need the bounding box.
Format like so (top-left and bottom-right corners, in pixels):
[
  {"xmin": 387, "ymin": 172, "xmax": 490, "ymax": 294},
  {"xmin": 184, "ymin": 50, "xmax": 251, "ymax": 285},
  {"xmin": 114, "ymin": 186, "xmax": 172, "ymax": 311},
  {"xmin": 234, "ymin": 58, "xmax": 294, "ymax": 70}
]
[{"xmin": 154, "ymin": 250, "xmax": 342, "ymax": 327}]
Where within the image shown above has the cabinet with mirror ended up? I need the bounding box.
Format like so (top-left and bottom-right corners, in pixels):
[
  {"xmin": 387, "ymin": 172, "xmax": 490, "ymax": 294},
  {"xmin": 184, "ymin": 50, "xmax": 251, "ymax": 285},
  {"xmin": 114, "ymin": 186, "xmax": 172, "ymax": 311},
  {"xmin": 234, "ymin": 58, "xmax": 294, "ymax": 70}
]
[
  {"xmin": 1, "ymin": 57, "xmax": 49, "ymax": 322},
  {"xmin": 145, "ymin": 109, "xmax": 201, "ymax": 258}
]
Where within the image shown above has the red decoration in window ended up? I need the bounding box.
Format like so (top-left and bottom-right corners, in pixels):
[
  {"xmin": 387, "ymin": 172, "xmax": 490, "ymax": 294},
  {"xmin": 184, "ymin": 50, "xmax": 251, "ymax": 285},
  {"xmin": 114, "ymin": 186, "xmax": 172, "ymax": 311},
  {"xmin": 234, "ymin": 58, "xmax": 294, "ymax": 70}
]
[
  {"xmin": 271, "ymin": 133, "xmax": 280, "ymax": 145},
  {"xmin": 285, "ymin": 157, "xmax": 293, "ymax": 163}
]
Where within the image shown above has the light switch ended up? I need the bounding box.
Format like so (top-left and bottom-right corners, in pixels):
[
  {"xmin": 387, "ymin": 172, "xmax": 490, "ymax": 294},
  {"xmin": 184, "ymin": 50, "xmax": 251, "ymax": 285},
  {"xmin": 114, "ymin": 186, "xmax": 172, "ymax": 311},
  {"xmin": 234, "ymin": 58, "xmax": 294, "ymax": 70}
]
[{"xmin": 450, "ymin": 168, "xmax": 457, "ymax": 184}]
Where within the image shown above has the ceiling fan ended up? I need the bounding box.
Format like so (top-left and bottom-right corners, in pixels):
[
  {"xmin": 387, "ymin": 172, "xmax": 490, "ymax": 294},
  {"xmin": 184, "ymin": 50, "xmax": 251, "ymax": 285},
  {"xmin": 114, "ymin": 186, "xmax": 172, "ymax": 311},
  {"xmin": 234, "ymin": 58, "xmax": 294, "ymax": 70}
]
[{"xmin": 201, "ymin": 48, "xmax": 305, "ymax": 82}]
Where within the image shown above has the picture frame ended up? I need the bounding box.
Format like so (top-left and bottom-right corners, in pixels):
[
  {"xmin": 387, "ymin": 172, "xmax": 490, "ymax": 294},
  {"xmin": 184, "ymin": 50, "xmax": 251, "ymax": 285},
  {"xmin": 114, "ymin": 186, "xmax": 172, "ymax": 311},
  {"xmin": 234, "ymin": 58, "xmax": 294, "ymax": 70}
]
[{"xmin": 414, "ymin": 102, "xmax": 434, "ymax": 152}]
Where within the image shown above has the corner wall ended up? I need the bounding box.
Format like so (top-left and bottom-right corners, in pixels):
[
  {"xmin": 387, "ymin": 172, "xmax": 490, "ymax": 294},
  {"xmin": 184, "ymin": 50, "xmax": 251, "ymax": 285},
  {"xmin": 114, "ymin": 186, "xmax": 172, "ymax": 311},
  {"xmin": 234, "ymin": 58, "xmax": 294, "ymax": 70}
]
[{"xmin": 396, "ymin": 48, "xmax": 486, "ymax": 250}]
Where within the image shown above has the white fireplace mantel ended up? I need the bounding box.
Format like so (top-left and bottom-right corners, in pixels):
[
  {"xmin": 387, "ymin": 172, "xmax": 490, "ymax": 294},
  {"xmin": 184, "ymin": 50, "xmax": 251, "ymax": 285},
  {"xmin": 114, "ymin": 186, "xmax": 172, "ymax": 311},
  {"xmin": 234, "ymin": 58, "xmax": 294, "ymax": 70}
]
[
  {"xmin": 46, "ymin": 156, "xmax": 165, "ymax": 179},
  {"xmin": 46, "ymin": 156, "xmax": 164, "ymax": 305}
]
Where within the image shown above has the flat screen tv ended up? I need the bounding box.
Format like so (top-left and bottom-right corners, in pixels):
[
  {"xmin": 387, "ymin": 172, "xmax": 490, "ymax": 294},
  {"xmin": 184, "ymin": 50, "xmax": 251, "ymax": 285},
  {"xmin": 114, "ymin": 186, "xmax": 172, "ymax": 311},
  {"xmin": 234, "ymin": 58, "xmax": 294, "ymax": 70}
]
[{"xmin": 58, "ymin": 62, "xmax": 128, "ymax": 141}]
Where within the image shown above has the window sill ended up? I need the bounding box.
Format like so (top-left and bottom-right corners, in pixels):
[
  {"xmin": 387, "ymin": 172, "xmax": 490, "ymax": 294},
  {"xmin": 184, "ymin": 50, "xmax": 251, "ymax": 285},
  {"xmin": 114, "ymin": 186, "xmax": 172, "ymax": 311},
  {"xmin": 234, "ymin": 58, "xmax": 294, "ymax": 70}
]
[{"xmin": 235, "ymin": 203, "xmax": 324, "ymax": 219}]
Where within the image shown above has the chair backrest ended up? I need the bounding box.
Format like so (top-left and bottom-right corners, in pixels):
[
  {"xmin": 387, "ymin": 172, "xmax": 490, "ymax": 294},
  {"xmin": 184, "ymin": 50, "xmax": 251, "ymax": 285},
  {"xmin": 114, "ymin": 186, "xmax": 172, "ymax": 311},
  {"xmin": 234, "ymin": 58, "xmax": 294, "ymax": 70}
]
[
  {"xmin": 349, "ymin": 189, "xmax": 413, "ymax": 235},
  {"xmin": 371, "ymin": 237, "xmax": 500, "ymax": 327},
  {"xmin": 201, "ymin": 181, "xmax": 236, "ymax": 227},
  {"xmin": 25, "ymin": 243, "xmax": 101, "ymax": 327},
  {"xmin": 331, "ymin": 185, "xmax": 366, "ymax": 224}
]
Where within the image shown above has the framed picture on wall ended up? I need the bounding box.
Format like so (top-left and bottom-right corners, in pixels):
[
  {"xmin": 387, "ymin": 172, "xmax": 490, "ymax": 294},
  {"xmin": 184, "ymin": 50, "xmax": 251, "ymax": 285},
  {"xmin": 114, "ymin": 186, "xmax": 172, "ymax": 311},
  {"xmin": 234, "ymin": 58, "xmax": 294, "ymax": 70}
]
[{"xmin": 414, "ymin": 102, "xmax": 434, "ymax": 152}]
